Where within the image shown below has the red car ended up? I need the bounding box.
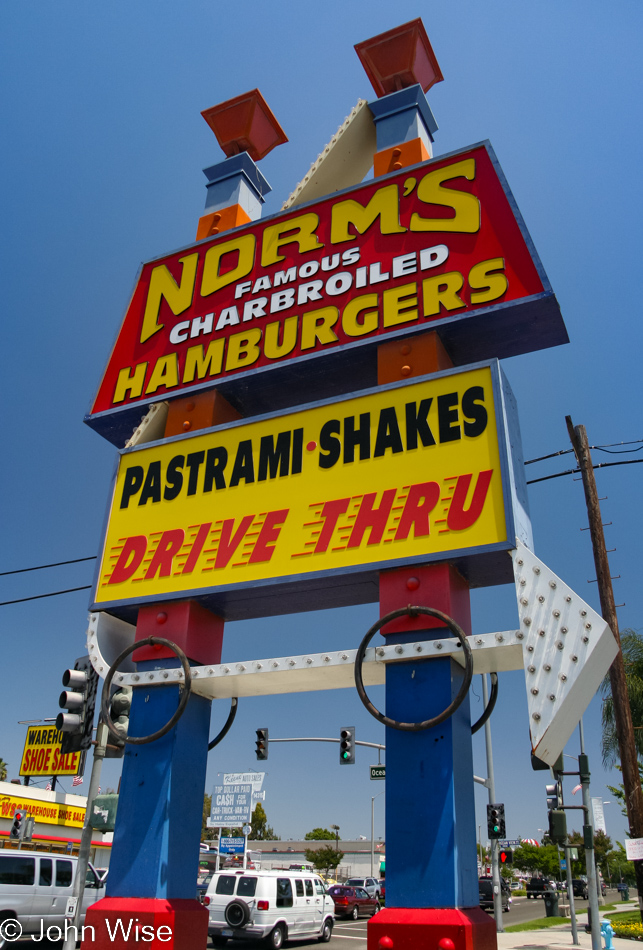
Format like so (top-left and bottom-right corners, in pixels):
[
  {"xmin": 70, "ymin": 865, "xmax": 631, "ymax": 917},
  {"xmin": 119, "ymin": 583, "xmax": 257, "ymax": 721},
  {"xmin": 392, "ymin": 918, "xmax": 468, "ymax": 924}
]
[{"xmin": 328, "ymin": 884, "xmax": 380, "ymax": 919}]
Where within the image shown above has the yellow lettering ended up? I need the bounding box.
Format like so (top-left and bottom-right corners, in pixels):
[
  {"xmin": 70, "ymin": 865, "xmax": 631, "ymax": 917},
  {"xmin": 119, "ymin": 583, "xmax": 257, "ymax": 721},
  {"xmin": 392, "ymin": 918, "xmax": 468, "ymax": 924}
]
[
  {"xmin": 342, "ymin": 293, "xmax": 379, "ymax": 337},
  {"xmin": 140, "ymin": 254, "xmax": 199, "ymax": 344},
  {"xmin": 145, "ymin": 354, "xmax": 179, "ymax": 394},
  {"xmin": 468, "ymin": 258, "xmax": 508, "ymax": 304},
  {"xmin": 261, "ymin": 213, "xmax": 324, "ymax": 267},
  {"xmin": 300, "ymin": 306, "xmax": 339, "ymax": 351},
  {"xmin": 410, "ymin": 159, "xmax": 480, "ymax": 233},
  {"xmin": 113, "ymin": 363, "xmax": 148, "ymax": 403},
  {"xmin": 225, "ymin": 328, "xmax": 263, "ymax": 371},
  {"xmin": 382, "ymin": 284, "xmax": 419, "ymax": 328},
  {"xmin": 331, "ymin": 184, "xmax": 405, "ymax": 244},
  {"xmin": 183, "ymin": 340, "xmax": 225, "ymax": 382},
  {"xmin": 264, "ymin": 315, "xmax": 299, "ymax": 359},
  {"xmin": 201, "ymin": 234, "xmax": 255, "ymax": 297},
  {"xmin": 422, "ymin": 272, "xmax": 466, "ymax": 315}
]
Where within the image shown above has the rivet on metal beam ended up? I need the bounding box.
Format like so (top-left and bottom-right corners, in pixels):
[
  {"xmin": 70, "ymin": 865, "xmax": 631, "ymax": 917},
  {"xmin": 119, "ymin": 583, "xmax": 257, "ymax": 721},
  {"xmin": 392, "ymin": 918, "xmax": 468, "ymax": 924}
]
[
  {"xmin": 516, "ymin": 632, "xmax": 524, "ymax": 640},
  {"xmin": 549, "ymin": 581, "xmax": 557, "ymax": 589},
  {"xmin": 395, "ymin": 645, "xmax": 404, "ymax": 654},
  {"xmin": 531, "ymin": 688, "xmax": 539, "ymax": 695},
  {"xmin": 435, "ymin": 642, "xmax": 443, "ymax": 650},
  {"xmin": 556, "ymin": 641, "xmax": 564, "ymax": 650},
  {"xmin": 524, "ymin": 618, "xmax": 532, "ymax": 626},
  {"xmin": 571, "ymin": 655, "xmax": 578, "ymax": 662},
  {"xmin": 528, "ymin": 665, "xmax": 536, "ymax": 673},
  {"xmin": 544, "ymin": 664, "xmax": 551, "ymax": 672},
  {"xmin": 549, "ymin": 694, "xmax": 556, "ymax": 701}
]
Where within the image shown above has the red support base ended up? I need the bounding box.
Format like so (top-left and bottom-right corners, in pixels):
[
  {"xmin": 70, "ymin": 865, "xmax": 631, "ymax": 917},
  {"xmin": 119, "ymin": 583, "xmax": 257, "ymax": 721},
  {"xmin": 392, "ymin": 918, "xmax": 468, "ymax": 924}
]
[
  {"xmin": 81, "ymin": 898, "xmax": 208, "ymax": 950},
  {"xmin": 367, "ymin": 906, "xmax": 497, "ymax": 950}
]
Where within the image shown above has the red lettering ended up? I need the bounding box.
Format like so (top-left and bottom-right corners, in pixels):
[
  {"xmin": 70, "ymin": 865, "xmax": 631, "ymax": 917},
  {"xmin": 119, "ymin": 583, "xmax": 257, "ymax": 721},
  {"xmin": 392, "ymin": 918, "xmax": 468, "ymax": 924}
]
[
  {"xmin": 215, "ymin": 516, "xmax": 255, "ymax": 568},
  {"xmin": 43, "ymin": 749, "xmax": 52, "ymax": 771},
  {"xmin": 36, "ymin": 748, "xmax": 46, "ymax": 770},
  {"xmin": 447, "ymin": 470, "xmax": 493, "ymax": 531},
  {"xmin": 314, "ymin": 499, "xmax": 350, "ymax": 553},
  {"xmin": 144, "ymin": 529, "xmax": 185, "ymax": 579},
  {"xmin": 348, "ymin": 490, "xmax": 397, "ymax": 548},
  {"xmin": 248, "ymin": 510, "xmax": 289, "ymax": 563},
  {"xmin": 395, "ymin": 482, "xmax": 441, "ymax": 540},
  {"xmin": 109, "ymin": 535, "xmax": 148, "ymax": 584},
  {"xmin": 51, "ymin": 749, "xmax": 60, "ymax": 772},
  {"xmin": 182, "ymin": 523, "xmax": 212, "ymax": 574}
]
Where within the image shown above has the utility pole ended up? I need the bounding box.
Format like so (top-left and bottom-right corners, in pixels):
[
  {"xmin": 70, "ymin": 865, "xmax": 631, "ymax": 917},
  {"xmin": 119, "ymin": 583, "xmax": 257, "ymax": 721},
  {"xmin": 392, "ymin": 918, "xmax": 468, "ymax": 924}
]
[{"xmin": 566, "ymin": 417, "xmax": 643, "ymax": 910}]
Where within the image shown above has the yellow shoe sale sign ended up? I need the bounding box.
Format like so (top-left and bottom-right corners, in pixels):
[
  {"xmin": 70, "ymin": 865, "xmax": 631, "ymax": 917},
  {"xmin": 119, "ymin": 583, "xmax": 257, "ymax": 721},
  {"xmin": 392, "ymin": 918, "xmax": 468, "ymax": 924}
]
[{"xmin": 93, "ymin": 362, "xmax": 530, "ymax": 620}]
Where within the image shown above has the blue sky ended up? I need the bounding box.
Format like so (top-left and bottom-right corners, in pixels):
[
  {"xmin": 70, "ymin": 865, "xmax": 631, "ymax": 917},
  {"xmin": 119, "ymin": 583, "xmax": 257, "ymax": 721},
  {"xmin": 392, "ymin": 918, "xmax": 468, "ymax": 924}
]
[{"xmin": 1, "ymin": 0, "xmax": 641, "ymax": 851}]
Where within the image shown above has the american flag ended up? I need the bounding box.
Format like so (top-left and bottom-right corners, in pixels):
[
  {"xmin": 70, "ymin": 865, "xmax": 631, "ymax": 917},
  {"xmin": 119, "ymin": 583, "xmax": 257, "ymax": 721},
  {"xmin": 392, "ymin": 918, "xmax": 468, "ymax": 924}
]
[
  {"xmin": 72, "ymin": 775, "xmax": 83, "ymax": 787},
  {"xmin": 45, "ymin": 783, "xmax": 52, "ymax": 791},
  {"xmin": 572, "ymin": 784, "xmax": 582, "ymax": 795}
]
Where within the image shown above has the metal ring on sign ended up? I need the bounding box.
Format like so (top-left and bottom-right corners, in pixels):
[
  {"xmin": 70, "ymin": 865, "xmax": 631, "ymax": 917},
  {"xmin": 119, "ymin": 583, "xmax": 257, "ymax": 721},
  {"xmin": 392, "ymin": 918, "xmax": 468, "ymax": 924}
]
[
  {"xmin": 208, "ymin": 698, "xmax": 239, "ymax": 750},
  {"xmin": 471, "ymin": 672, "xmax": 498, "ymax": 734},
  {"xmin": 354, "ymin": 605, "xmax": 474, "ymax": 732},
  {"xmin": 100, "ymin": 636, "xmax": 192, "ymax": 746}
]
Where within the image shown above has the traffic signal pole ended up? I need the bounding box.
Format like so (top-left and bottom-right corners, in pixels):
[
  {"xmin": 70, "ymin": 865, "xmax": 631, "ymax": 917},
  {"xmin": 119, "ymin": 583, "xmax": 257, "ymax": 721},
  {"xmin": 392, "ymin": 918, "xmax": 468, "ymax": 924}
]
[{"xmin": 481, "ymin": 673, "xmax": 504, "ymax": 933}]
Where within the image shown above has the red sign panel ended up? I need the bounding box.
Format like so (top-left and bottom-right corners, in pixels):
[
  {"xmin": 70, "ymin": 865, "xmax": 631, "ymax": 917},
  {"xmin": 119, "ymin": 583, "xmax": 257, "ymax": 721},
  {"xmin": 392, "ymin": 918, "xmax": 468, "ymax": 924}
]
[{"xmin": 88, "ymin": 142, "xmax": 566, "ymax": 444}]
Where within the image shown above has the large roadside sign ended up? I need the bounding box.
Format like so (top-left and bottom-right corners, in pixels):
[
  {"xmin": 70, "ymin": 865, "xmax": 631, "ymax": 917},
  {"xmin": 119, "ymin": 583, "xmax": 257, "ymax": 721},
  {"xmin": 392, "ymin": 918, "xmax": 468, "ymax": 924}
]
[
  {"xmin": 19, "ymin": 725, "xmax": 83, "ymax": 777},
  {"xmin": 91, "ymin": 361, "xmax": 530, "ymax": 621},
  {"xmin": 209, "ymin": 784, "xmax": 253, "ymax": 828},
  {"xmin": 86, "ymin": 142, "xmax": 566, "ymax": 446}
]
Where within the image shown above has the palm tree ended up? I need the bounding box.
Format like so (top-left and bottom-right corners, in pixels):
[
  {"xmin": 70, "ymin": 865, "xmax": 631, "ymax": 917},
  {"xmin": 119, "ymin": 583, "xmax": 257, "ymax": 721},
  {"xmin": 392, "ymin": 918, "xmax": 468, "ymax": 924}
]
[
  {"xmin": 601, "ymin": 629, "xmax": 643, "ymax": 767},
  {"xmin": 0, "ymin": 759, "xmax": 8, "ymax": 782}
]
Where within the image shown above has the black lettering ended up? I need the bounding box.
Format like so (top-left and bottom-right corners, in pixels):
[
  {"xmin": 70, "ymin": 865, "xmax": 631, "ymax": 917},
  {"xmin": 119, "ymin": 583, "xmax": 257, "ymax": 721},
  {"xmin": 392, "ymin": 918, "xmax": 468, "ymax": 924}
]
[
  {"xmin": 405, "ymin": 399, "xmax": 435, "ymax": 449},
  {"xmin": 203, "ymin": 447, "xmax": 228, "ymax": 491},
  {"xmin": 186, "ymin": 451, "xmax": 206, "ymax": 495},
  {"xmin": 164, "ymin": 455, "xmax": 184, "ymax": 500},
  {"xmin": 139, "ymin": 461, "xmax": 162, "ymax": 505},
  {"xmin": 319, "ymin": 420, "xmax": 341, "ymax": 469},
  {"xmin": 258, "ymin": 432, "xmax": 291, "ymax": 481},
  {"xmin": 438, "ymin": 392, "xmax": 460, "ymax": 443},
  {"xmin": 229, "ymin": 440, "xmax": 255, "ymax": 487},
  {"xmin": 291, "ymin": 427, "xmax": 304, "ymax": 475},
  {"xmin": 120, "ymin": 465, "xmax": 144, "ymax": 508},
  {"xmin": 344, "ymin": 413, "xmax": 371, "ymax": 463},
  {"xmin": 373, "ymin": 407, "xmax": 403, "ymax": 457},
  {"xmin": 462, "ymin": 386, "xmax": 487, "ymax": 437}
]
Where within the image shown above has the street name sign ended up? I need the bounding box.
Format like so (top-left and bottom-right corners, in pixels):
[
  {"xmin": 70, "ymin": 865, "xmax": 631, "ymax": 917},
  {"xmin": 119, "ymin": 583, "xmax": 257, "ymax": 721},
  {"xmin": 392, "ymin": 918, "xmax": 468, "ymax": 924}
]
[{"xmin": 370, "ymin": 765, "xmax": 386, "ymax": 780}]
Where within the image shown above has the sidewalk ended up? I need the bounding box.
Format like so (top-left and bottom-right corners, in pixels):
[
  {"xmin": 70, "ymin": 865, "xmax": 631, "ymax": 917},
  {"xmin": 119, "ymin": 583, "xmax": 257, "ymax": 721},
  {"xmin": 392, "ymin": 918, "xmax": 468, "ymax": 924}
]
[{"xmin": 496, "ymin": 902, "xmax": 640, "ymax": 950}]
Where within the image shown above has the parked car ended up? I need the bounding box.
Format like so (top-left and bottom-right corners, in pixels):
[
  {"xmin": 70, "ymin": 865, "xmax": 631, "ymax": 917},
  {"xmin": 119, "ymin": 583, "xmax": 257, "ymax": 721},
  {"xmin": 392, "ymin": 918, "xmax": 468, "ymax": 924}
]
[
  {"xmin": 345, "ymin": 877, "xmax": 381, "ymax": 898},
  {"xmin": 0, "ymin": 850, "xmax": 105, "ymax": 939},
  {"xmin": 328, "ymin": 884, "xmax": 380, "ymax": 919},
  {"xmin": 572, "ymin": 879, "xmax": 589, "ymax": 900},
  {"xmin": 526, "ymin": 877, "xmax": 555, "ymax": 898},
  {"xmin": 478, "ymin": 877, "xmax": 511, "ymax": 912},
  {"xmin": 205, "ymin": 869, "xmax": 334, "ymax": 947}
]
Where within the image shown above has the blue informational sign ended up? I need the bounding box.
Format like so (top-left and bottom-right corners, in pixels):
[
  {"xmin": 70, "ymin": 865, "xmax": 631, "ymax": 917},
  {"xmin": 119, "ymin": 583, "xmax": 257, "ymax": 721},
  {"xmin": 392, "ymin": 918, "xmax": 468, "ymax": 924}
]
[
  {"xmin": 210, "ymin": 784, "xmax": 253, "ymax": 827},
  {"xmin": 220, "ymin": 837, "xmax": 245, "ymax": 854}
]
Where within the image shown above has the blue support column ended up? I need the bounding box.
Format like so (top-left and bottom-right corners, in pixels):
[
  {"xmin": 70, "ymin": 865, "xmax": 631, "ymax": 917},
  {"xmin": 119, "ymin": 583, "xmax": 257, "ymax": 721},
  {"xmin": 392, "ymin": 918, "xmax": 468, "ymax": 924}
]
[
  {"xmin": 384, "ymin": 655, "xmax": 478, "ymax": 909},
  {"xmin": 106, "ymin": 665, "xmax": 211, "ymax": 899}
]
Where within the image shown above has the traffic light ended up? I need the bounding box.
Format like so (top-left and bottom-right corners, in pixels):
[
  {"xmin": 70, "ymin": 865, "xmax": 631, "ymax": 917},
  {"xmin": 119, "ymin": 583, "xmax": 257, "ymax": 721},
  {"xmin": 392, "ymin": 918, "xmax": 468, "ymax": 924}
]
[
  {"xmin": 548, "ymin": 809, "xmax": 568, "ymax": 845},
  {"xmin": 339, "ymin": 726, "xmax": 355, "ymax": 765},
  {"xmin": 10, "ymin": 811, "xmax": 24, "ymax": 840},
  {"xmin": 487, "ymin": 803, "xmax": 505, "ymax": 838},
  {"xmin": 104, "ymin": 685, "xmax": 133, "ymax": 759},
  {"xmin": 56, "ymin": 656, "xmax": 99, "ymax": 755},
  {"xmin": 499, "ymin": 848, "xmax": 513, "ymax": 865},
  {"xmin": 546, "ymin": 780, "xmax": 562, "ymax": 810},
  {"xmin": 255, "ymin": 728, "xmax": 269, "ymax": 761}
]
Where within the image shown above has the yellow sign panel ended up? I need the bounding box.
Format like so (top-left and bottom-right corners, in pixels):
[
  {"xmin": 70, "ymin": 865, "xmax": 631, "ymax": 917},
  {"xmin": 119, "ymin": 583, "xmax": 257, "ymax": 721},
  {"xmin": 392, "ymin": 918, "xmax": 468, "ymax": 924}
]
[
  {"xmin": 0, "ymin": 792, "xmax": 85, "ymax": 828},
  {"xmin": 20, "ymin": 726, "xmax": 82, "ymax": 777},
  {"xmin": 94, "ymin": 364, "xmax": 522, "ymax": 617}
]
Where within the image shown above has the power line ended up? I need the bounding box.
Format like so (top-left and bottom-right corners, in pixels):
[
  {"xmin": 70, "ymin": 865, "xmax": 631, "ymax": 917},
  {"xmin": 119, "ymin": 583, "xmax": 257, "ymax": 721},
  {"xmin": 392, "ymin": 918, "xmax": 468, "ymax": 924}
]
[
  {"xmin": 0, "ymin": 586, "xmax": 92, "ymax": 607},
  {"xmin": 0, "ymin": 556, "xmax": 96, "ymax": 577},
  {"xmin": 526, "ymin": 458, "xmax": 643, "ymax": 485},
  {"xmin": 525, "ymin": 439, "xmax": 643, "ymax": 465}
]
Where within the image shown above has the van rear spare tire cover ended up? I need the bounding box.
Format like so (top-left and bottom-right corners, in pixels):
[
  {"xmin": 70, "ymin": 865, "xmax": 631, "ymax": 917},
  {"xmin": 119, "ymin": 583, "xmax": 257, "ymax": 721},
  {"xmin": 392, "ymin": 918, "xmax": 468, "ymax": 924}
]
[{"xmin": 225, "ymin": 899, "xmax": 250, "ymax": 928}]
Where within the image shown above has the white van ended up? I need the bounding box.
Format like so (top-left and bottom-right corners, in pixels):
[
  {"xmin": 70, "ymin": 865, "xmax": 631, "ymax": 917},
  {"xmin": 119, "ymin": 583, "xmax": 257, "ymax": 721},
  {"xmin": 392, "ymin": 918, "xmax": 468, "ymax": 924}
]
[
  {"xmin": 205, "ymin": 869, "xmax": 335, "ymax": 948},
  {"xmin": 0, "ymin": 850, "xmax": 105, "ymax": 941}
]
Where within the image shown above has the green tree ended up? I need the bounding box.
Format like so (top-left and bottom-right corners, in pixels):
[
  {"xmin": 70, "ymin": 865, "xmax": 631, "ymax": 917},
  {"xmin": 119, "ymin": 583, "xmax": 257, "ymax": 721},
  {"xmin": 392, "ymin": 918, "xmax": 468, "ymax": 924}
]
[
  {"xmin": 601, "ymin": 629, "xmax": 643, "ymax": 766},
  {"xmin": 248, "ymin": 803, "xmax": 279, "ymax": 840},
  {"xmin": 567, "ymin": 829, "xmax": 613, "ymax": 878},
  {"xmin": 0, "ymin": 759, "xmax": 8, "ymax": 782},
  {"xmin": 304, "ymin": 846, "xmax": 344, "ymax": 878},
  {"xmin": 202, "ymin": 794, "xmax": 217, "ymax": 841},
  {"xmin": 512, "ymin": 843, "xmax": 560, "ymax": 878},
  {"xmin": 304, "ymin": 828, "xmax": 337, "ymax": 840}
]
